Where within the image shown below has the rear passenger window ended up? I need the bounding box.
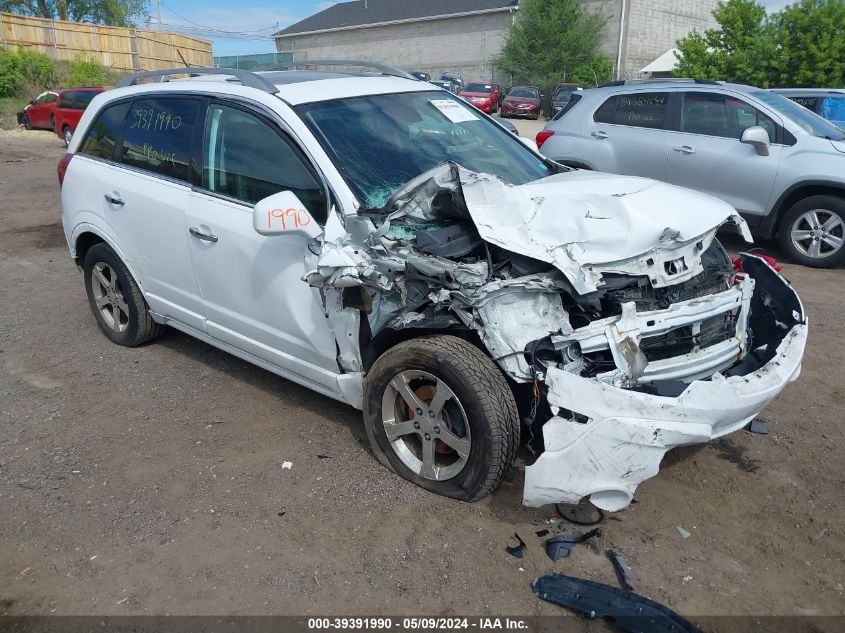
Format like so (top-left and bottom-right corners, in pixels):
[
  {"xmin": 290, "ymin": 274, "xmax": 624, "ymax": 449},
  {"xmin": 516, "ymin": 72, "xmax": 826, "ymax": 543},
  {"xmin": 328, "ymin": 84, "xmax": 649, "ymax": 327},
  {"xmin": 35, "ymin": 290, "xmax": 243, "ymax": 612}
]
[
  {"xmin": 120, "ymin": 98, "xmax": 200, "ymax": 182},
  {"xmin": 79, "ymin": 102, "xmax": 130, "ymax": 161},
  {"xmin": 74, "ymin": 91, "xmax": 98, "ymax": 110},
  {"xmin": 202, "ymin": 103, "xmax": 327, "ymax": 222},
  {"xmin": 594, "ymin": 93, "xmax": 668, "ymax": 129},
  {"xmin": 552, "ymin": 93, "xmax": 582, "ymax": 121}
]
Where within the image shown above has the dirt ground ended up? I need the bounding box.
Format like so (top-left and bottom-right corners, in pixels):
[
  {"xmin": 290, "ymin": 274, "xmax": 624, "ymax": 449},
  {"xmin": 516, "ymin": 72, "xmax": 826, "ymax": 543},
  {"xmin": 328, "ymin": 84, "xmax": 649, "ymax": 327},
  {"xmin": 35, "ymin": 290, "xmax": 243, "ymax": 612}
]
[{"xmin": 1, "ymin": 127, "xmax": 843, "ymax": 621}]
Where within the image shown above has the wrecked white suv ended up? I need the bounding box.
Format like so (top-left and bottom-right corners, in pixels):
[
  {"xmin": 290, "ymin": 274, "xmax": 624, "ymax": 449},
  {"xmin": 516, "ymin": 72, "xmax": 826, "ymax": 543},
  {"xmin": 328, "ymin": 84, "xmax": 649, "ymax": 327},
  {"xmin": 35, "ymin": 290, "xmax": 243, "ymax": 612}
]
[{"xmin": 59, "ymin": 65, "xmax": 807, "ymax": 511}]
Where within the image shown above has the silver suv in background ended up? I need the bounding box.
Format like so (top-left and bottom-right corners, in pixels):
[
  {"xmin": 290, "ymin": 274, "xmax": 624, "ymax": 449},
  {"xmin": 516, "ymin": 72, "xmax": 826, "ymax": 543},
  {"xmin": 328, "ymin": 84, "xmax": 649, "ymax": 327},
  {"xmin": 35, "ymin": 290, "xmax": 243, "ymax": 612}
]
[
  {"xmin": 538, "ymin": 79, "xmax": 845, "ymax": 267},
  {"xmin": 771, "ymin": 88, "xmax": 845, "ymax": 130}
]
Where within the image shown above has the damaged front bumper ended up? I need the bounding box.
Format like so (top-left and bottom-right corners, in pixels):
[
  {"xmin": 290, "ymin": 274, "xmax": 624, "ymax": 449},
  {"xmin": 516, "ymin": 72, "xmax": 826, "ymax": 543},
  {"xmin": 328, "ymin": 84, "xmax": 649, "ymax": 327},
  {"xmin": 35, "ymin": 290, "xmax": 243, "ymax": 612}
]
[{"xmin": 523, "ymin": 256, "xmax": 807, "ymax": 511}]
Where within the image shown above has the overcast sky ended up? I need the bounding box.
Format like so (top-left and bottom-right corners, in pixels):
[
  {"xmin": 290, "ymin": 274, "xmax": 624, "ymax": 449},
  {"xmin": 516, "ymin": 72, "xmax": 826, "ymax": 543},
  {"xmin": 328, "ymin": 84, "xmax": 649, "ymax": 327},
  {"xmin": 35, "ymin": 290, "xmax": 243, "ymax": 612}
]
[{"xmin": 163, "ymin": 0, "xmax": 800, "ymax": 59}]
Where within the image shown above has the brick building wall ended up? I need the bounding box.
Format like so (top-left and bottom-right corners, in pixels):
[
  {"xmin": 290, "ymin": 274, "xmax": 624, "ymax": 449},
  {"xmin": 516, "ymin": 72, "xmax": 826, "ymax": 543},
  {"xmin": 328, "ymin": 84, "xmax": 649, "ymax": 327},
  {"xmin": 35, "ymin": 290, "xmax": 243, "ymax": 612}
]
[
  {"xmin": 276, "ymin": 11, "xmax": 514, "ymax": 84},
  {"xmin": 274, "ymin": 0, "xmax": 719, "ymax": 83}
]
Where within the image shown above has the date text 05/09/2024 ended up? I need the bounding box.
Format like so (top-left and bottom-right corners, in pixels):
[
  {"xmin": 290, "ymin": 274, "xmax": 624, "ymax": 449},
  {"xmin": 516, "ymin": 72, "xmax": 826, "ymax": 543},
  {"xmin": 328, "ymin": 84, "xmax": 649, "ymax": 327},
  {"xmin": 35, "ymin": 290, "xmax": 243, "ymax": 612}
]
[{"xmin": 307, "ymin": 618, "xmax": 529, "ymax": 630}]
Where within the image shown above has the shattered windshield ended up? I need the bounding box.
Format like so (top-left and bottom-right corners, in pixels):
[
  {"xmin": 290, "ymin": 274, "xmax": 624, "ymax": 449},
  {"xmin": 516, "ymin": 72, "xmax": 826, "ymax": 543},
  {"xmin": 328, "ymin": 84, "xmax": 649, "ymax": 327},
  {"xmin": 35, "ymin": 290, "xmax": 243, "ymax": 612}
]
[{"xmin": 295, "ymin": 91, "xmax": 553, "ymax": 208}]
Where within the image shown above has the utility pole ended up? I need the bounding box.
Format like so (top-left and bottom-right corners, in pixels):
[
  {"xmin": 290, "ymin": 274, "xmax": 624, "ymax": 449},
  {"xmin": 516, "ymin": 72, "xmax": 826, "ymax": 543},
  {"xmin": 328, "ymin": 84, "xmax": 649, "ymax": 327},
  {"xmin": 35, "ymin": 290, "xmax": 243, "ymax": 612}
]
[{"xmin": 155, "ymin": 0, "xmax": 162, "ymax": 30}]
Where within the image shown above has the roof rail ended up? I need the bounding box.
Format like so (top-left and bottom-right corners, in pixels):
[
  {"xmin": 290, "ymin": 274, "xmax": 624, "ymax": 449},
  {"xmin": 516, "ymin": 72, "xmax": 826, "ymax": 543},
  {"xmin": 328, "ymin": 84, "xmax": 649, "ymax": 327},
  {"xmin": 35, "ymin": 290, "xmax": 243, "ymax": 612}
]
[
  {"xmin": 115, "ymin": 67, "xmax": 279, "ymax": 94},
  {"xmin": 596, "ymin": 78, "xmax": 723, "ymax": 88},
  {"xmin": 255, "ymin": 59, "xmax": 417, "ymax": 80}
]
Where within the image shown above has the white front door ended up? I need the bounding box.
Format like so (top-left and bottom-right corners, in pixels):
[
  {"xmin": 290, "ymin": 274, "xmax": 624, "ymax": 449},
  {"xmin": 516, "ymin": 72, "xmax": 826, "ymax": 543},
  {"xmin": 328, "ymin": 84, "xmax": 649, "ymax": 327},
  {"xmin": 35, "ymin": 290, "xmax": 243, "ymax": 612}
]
[{"xmin": 185, "ymin": 102, "xmax": 340, "ymax": 389}]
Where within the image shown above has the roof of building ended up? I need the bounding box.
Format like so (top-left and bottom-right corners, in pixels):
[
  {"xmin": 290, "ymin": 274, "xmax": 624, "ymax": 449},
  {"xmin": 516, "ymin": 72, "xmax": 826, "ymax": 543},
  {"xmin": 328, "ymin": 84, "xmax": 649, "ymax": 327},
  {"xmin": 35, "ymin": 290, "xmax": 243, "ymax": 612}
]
[{"xmin": 274, "ymin": 0, "xmax": 518, "ymax": 37}]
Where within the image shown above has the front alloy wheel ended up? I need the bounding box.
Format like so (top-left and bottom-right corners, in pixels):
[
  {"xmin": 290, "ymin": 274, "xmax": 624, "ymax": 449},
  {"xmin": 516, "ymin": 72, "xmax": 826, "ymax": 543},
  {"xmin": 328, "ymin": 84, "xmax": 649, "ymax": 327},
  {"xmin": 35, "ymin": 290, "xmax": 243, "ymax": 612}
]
[
  {"xmin": 779, "ymin": 195, "xmax": 845, "ymax": 267},
  {"xmin": 789, "ymin": 209, "xmax": 843, "ymax": 260},
  {"xmin": 63, "ymin": 126, "xmax": 73, "ymax": 147},
  {"xmin": 363, "ymin": 335, "xmax": 519, "ymax": 502},
  {"xmin": 382, "ymin": 370, "xmax": 471, "ymax": 481}
]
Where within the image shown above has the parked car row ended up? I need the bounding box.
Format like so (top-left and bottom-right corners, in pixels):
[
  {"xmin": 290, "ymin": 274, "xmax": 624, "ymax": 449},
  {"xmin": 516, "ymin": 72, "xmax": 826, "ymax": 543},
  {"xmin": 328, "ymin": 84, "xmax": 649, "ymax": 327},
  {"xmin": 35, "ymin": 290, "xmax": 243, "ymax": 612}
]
[
  {"xmin": 16, "ymin": 87, "xmax": 107, "ymax": 146},
  {"xmin": 537, "ymin": 79, "xmax": 845, "ymax": 267}
]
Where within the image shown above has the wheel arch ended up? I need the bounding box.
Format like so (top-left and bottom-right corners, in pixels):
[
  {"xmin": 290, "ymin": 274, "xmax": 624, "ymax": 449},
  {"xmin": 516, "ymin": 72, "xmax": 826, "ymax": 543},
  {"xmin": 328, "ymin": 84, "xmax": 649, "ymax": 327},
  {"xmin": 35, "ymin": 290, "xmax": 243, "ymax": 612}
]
[
  {"xmin": 71, "ymin": 224, "xmax": 148, "ymax": 296},
  {"xmin": 760, "ymin": 181, "xmax": 845, "ymax": 239},
  {"xmin": 362, "ymin": 325, "xmax": 487, "ymax": 373}
]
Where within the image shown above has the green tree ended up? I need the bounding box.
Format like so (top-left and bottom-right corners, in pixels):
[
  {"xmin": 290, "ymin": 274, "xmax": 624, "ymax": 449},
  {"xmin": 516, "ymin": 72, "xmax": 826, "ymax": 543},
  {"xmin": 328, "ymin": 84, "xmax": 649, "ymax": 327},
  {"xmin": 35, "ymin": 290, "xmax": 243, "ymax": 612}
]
[
  {"xmin": 771, "ymin": 0, "xmax": 845, "ymax": 87},
  {"xmin": 0, "ymin": 46, "xmax": 55, "ymax": 97},
  {"xmin": 495, "ymin": 0, "xmax": 607, "ymax": 92},
  {"xmin": 675, "ymin": 0, "xmax": 845, "ymax": 88},
  {"xmin": 675, "ymin": 0, "xmax": 776, "ymax": 86},
  {"xmin": 0, "ymin": 0, "xmax": 148, "ymax": 26},
  {"xmin": 570, "ymin": 56, "xmax": 614, "ymax": 87}
]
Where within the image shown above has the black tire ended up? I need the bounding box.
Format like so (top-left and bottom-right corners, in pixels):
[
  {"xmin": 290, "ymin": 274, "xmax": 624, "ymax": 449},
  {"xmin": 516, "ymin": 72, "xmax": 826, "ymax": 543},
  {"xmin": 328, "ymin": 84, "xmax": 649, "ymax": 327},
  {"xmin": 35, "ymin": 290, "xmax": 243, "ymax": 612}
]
[
  {"xmin": 778, "ymin": 195, "xmax": 845, "ymax": 268},
  {"xmin": 21, "ymin": 114, "xmax": 31, "ymax": 130},
  {"xmin": 49, "ymin": 114, "xmax": 55, "ymax": 130},
  {"xmin": 83, "ymin": 243, "xmax": 164, "ymax": 346},
  {"xmin": 363, "ymin": 335, "xmax": 519, "ymax": 502},
  {"xmin": 62, "ymin": 125, "xmax": 72, "ymax": 148}
]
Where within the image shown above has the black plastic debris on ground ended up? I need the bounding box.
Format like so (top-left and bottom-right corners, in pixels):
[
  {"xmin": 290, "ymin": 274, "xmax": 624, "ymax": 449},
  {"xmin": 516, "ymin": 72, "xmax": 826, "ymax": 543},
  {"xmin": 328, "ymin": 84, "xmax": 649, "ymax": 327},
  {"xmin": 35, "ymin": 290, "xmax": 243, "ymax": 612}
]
[
  {"xmin": 555, "ymin": 501, "xmax": 605, "ymax": 526},
  {"xmin": 544, "ymin": 527, "xmax": 603, "ymax": 562},
  {"xmin": 533, "ymin": 573, "xmax": 704, "ymax": 633},
  {"xmin": 607, "ymin": 550, "xmax": 634, "ymax": 591},
  {"xmin": 747, "ymin": 418, "xmax": 769, "ymax": 434},
  {"xmin": 505, "ymin": 533, "xmax": 527, "ymax": 559}
]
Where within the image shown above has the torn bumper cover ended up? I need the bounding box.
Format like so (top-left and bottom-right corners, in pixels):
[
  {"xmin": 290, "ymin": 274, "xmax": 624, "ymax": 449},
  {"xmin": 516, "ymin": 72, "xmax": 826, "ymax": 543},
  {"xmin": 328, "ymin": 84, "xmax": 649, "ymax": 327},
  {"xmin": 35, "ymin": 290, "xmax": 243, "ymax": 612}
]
[{"xmin": 524, "ymin": 258, "xmax": 807, "ymax": 512}]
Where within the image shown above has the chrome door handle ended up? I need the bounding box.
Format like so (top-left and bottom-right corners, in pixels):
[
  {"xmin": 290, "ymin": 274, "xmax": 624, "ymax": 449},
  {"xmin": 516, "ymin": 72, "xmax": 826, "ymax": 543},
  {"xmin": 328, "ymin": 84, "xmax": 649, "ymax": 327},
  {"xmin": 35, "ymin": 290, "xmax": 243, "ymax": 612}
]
[
  {"xmin": 104, "ymin": 193, "xmax": 124, "ymax": 206},
  {"xmin": 591, "ymin": 130, "xmax": 608, "ymax": 139},
  {"xmin": 673, "ymin": 145, "xmax": 696, "ymax": 155},
  {"xmin": 189, "ymin": 226, "xmax": 218, "ymax": 243}
]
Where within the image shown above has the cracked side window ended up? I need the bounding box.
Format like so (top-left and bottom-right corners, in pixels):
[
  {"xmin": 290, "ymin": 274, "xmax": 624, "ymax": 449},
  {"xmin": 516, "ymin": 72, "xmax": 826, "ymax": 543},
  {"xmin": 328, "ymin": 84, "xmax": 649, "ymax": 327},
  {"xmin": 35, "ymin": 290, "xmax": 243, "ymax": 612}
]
[{"xmin": 296, "ymin": 91, "xmax": 552, "ymax": 208}]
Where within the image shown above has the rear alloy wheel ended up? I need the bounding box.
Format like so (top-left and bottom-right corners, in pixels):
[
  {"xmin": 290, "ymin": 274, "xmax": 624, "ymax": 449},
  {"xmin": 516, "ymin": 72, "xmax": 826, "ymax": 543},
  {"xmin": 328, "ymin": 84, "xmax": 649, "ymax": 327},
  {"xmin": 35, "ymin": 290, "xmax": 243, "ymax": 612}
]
[
  {"xmin": 83, "ymin": 243, "xmax": 164, "ymax": 346},
  {"xmin": 779, "ymin": 195, "xmax": 845, "ymax": 267},
  {"xmin": 363, "ymin": 335, "xmax": 519, "ymax": 502},
  {"xmin": 21, "ymin": 114, "xmax": 31, "ymax": 130},
  {"xmin": 63, "ymin": 126, "xmax": 73, "ymax": 147}
]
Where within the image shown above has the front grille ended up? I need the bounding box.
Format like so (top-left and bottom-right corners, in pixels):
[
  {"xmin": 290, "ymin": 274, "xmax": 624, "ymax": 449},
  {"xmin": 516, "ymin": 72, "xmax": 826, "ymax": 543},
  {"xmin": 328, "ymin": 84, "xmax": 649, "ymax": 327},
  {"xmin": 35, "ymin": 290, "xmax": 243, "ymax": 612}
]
[{"xmin": 640, "ymin": 312, "xmax": 738, "ymax": 362}]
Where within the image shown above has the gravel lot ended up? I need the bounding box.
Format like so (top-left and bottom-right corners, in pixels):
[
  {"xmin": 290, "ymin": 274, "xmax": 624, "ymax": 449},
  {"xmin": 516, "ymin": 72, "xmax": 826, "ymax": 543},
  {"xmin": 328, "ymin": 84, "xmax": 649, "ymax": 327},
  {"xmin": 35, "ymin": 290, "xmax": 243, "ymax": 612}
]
[{"xmin": 1, "ymin": 127, "xmax": 843, "ymax": 620}]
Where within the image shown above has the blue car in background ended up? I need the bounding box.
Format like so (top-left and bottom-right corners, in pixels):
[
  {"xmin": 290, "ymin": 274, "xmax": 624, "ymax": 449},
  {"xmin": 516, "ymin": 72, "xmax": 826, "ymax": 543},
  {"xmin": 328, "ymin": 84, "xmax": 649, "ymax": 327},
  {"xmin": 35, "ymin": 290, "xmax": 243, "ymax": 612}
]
[{"xmin": 772, "ymin": 88, "xmax": 845, "ymax": 129}]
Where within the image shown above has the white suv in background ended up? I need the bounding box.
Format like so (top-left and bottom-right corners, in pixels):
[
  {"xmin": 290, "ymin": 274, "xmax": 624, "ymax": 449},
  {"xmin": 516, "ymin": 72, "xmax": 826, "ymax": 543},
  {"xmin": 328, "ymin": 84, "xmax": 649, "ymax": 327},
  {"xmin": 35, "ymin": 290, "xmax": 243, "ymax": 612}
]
[
  {"xmin": 538, "ymin": 79, "xmax": 845, "ymax": 267},
  {"xmin": 59, "ymin": 65, "xmax": 807, "ymax": 511}
]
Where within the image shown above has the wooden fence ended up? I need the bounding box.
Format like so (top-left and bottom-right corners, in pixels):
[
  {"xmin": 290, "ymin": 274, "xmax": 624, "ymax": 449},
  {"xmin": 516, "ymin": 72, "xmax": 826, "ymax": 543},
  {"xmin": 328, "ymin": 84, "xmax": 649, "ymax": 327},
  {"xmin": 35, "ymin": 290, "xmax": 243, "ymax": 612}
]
[{"xmin": 0, "ymin": 13, "xmax": 212, "ymax": 72}]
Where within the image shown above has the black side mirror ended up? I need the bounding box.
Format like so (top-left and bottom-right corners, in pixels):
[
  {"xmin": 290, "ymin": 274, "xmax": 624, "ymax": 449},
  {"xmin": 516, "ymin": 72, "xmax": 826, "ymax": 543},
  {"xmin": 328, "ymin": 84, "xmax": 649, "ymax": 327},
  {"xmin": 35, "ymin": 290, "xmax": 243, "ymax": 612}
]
[{"xmin": 29, "ymin": 100, "xmax": 35, "ymax": 105}]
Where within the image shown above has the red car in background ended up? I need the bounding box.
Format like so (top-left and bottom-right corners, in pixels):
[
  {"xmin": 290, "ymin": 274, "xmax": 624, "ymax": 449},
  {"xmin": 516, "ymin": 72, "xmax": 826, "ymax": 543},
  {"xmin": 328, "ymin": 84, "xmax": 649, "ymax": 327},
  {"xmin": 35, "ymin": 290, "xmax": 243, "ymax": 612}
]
[
  {"xmin": 17, "ymin": 90, "xmax": 60, "ymax": 130},
  {"xmin": 53, "ymin": 87, "xmax": 107, "ymax": 146},
  {"xmin": 458, "ymin": 81, "xmax": 501, "ymax": 114},
  {"xmin": 500, "ymin": 86, "xmax": 542, "ymax": 119}
]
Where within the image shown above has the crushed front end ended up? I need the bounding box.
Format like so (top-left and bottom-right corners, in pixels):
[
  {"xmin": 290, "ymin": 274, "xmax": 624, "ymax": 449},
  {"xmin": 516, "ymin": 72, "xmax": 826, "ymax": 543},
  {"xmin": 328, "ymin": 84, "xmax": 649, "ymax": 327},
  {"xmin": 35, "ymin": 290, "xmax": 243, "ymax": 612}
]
[
  {"xmin": 522, "ymin": 253, "xmax": 806, "ymax": 511},
  {"xmin": 308, "ymin": 163, "xmax": 807, "ymax": 511}
]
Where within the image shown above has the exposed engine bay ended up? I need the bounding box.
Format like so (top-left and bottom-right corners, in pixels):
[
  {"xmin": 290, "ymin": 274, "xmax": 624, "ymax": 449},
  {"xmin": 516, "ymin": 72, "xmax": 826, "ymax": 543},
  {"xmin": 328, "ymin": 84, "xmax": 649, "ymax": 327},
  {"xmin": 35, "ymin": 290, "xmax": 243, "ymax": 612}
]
[{"xmin": 306, "ymin": 162, "xmax": 808, "ymax": 511}]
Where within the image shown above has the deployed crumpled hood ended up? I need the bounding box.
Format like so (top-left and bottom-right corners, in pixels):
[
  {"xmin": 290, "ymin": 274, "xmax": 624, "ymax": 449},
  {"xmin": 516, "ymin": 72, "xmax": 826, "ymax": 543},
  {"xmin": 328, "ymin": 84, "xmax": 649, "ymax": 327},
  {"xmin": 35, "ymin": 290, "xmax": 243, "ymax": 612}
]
[{"xmin": 458, "ymin": 167, "xmax": 752, "ymax": 294}]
